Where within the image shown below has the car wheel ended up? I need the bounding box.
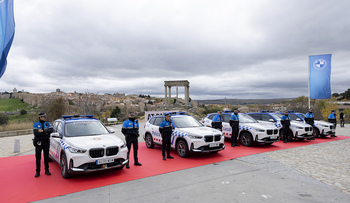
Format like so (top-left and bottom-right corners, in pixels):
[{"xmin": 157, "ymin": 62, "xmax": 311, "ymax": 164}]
[
  {"xmin": 60, "ymin": 153, "xmax": 71, "ymax": 179},
  {"xmin": 240, "ymin": 133, "xmax": 253, "ymax": 147},
  {"xmin": 145, "ymin": 133, "xmax": 155, "ymax": 148},
  {"xmin": 313, "ymin": 128, "xmax": 320, "ymax": 138},
  {"xmin": 176, "ymin": 140, "xmax": 189, "ymax": 158}
]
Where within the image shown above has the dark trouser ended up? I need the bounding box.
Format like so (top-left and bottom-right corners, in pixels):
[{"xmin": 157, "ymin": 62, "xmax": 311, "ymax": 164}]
[
  {"xmin": 231, "ymin": 126, "xmax": 239, "ymax": 145},
  {"xmin": 283, "ymin": 126, "xmax": 290, "ymax": 142},
  {"xmin": 162, "ymin": 135, "xmax": 171, "ymax": 157},
  {"xmin": 35, "ymin": 140, "xmax": 50, "ymax": 173},
  {"xmin": 340, "ymin": 119, "xmax": 345, "ymax": 127},
  {"xmin": 126, "ymin": 135, "xmax": 138, "ymax": 163}
]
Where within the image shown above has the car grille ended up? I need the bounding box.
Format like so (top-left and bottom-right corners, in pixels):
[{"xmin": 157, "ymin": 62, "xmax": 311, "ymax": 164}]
[
  {"xmin": 106, "ymin": 146, "xmax": 119, "ymax": 156},
  {"xmin": 204, "ymin": 135, "xmax": 213, "ymax": 142},
  {"xmin": 305, "ymin": 127, "xmax": 312, "ymax": 132},
  {"xmin": 204, "ymin": 135, "xmax": 221, "ymax": 142},
  {"xmin": 90, "ymin": 148, "xmax": 104, "ymax": 158},
  {"xmin": 267, "ymin": 129, "xmax": 278, "ymax": 135},
  {"xmin": 330, "ymin": 125, "xmax": 334, "ymax": 129}
]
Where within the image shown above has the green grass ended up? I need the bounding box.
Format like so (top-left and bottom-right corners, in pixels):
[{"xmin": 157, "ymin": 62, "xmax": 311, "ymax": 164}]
[{"xmin": 0, "ymin": 98, "xmax": 30, "ymax": 112}]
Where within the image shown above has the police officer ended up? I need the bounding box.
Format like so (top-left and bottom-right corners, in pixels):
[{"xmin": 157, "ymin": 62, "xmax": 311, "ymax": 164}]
[
  {"xmin": 229, "ymin": 109, "xmax": 240, "ymax": 147},
  {"xmin": 304, "ymin": 109, "xmax": 315, "ymax": 140},
  {"xmin": 281, "ymin": 111, "xmax": 291, "ymax": 143},
  {"xmin": 212, "ymin": 110, "xmax": 223, "ymax": 131},
  {"xmin": 340, "ymin": 111, "xmax": 345, "ymax": 127},
  {"xmin": 328, "ymin": 110, "xmax": 337, "ymax": 137},
  {"xmin": 122, "ymin": 111, "xmax": 142, "ymax": 168},
  {"xmin": 159, "ymin": 114, "xmax": 174, "ymax": 160},
  {"xmin": 33, "ymin": 113, "xmax": 53, "ymax": 177}
]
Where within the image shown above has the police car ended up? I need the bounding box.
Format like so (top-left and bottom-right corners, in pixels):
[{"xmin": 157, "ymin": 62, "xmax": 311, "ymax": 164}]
[
  {"xmin": 247, "ymin": 111, "xmax": 313, "ymax": 140},
  {"xmin": 144, "ymin": 114, "xmax": 225, "ymax": 158},
  {"xmin": 49, "ymin": 115, "xmax": 128, "ymax": 178},
  {"xmin": 203, "ymin": 112, "xmax": 279, "ymax": 146},
  {"xmin": 285, "ymin": 111, "xmax": 335, "ymax": 137}
]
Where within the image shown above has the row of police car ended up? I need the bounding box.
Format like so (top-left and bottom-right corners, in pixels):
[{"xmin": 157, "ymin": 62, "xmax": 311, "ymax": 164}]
[{"xmin": 47, "ymin": 111, "xmax": 335, "ymax": 178}]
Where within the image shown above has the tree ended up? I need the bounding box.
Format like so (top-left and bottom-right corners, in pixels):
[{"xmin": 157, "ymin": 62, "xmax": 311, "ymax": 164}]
[
  {"xmin": 0, "ymin": 113, "xmax": 9, "ymax": 125},
  {"xmin": 47, "ymin": 97, "xmax": 67, "ymax": 121},
  {"xmin": 110, "ymin": 106, "xmax": 121, "ymax": 118},
  {"xmin": 317, "ymin": 99, "xmax": 338, "ymax": 120}
]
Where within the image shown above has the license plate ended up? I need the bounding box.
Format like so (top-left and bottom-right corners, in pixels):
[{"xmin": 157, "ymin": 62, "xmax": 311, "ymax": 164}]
[
  {"xmin": 96, "ymin": 158, "xmax": 114, "ymax": 165},
  {"xmin": 270, "ymin": 136, "xmax": 278, "ymax": 139},
  {"xmin": 209, "ymin": 143, "xmax": 219, "ymax": 147}
]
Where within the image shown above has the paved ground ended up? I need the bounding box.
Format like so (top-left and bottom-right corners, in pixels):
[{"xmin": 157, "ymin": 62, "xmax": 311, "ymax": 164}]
[{"xmin": 1, "ymin": 124, "xmax": 349, "ymax": 202}]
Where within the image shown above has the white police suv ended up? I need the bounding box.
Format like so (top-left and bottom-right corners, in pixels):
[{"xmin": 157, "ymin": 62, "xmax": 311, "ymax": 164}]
[
  {"xmin": 286, "ymin": 112, "xmax": 335, "ymax": 137},
  {"xmin": 144, "ymin": 114, "xmax": 225, "ymax": 158},
  {"xmin": 203, "ymin": 112, "xmax": 279, "ymax": 146},
  {"xmin": 247, "ymin": 111, "xmax": 314, "ymax": 140},
  {"xmin": 49, "ymin": 115, "xmax": 128, "ymax": 178}
]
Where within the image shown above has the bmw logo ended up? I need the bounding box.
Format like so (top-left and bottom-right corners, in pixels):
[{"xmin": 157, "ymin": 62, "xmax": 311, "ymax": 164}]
[{"xmin": 313, "ymin": 59, "xmax": 327, "ymax": 70}]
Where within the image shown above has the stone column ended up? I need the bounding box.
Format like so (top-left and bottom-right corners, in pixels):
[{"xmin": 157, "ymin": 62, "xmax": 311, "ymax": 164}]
[
  {"xmin": 168, "ymin": 86, "xmax": 171, "ymax": 105},
  {"xmin": 185, "ymin": 85, "xmax": 189, "ymax": 106},
  {"xmin": 164, "ymin": 85, "xmax": 168, "ymax": 105},
  {"xmin": 176, "ymin": 87, "xmax": 178, "ymax": 99}
]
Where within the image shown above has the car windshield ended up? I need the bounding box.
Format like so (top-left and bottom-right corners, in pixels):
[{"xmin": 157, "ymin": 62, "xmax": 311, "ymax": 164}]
[
  {"xmin": 297, "ymin": 113, "xmax": 305, "ymax": 120},
  {"xmin": 239, "ymin": 114, "xmax": 258, "ymax": 123},
  {"xmin": 271, "ymin": 113, "xmax": 282, "ymax": 121},
  {"xmin": 172, "ymin": 116, "xmax": 203, "ymax": 128},
  {"xmin": 65, "ymin": 121, "xmax": 110, "ymax": 137}
]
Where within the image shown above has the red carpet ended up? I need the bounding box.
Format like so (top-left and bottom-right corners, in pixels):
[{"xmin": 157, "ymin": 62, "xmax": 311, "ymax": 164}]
[{"xmin": 0, "ymin": 136, "xmax": 348, "ymax": 203}]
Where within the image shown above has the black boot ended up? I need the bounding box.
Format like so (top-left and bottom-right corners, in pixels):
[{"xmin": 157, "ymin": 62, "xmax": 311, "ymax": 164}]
[
  {"xmin": 35, "ymin": 172, "xmax": 40, "ymax": 178},
  {"xmin": 134, "ymin": 159, "xmax": 142, "ymax": 166},
  {"xmin": 45, "ymin": 170, "xmax": 51, "ymax": 175}
]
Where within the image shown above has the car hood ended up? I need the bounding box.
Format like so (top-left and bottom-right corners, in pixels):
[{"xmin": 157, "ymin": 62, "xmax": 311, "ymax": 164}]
[
  {"xmin": 63, "ymin": 134, "xmax": 124, "ymax": 148},
  {"xmin": 291, "ymin": 121, "xmax": 311, "ymax": 127},
  {"xmin": 241, "ymin": 122, "xmax": 277, "ymax": 130},
  {"xmin": 178, "ymin": 127, "xmax": 221, "ymax": 136},
  {"xmin": 315, "ymin": 120, "xmax": 333, "ymax": 126}
]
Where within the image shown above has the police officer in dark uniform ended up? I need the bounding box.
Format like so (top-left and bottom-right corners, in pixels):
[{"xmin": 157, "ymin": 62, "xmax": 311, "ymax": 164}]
[
  {"xmin": 304, "ymin": 109, "xmax": 315, "ymax": 140},
  {"xmin": 328, "ymin": 110, "xmax": 337, "ymax": 137},
  {"xmin": 159, "ymin": 114, "xmax": 174, "ymax": 160},
  {"xmin": 122, "ymin": 111, "xmax": 142, "ymax": 168},
  {"xmin": 33, "ymin": 113, "xmax": 53, "ymax": 177},
  {"xmin": 281, "ymin": 111, "xmax": 291, "ymax": 143},
  {"xmin": 340, "ymin": 111, "xmax": 345, "ymax": 127},
  {"xmin": 212, "ymin": 110, "xmax": 223, "ymax": 131},
  {"xmin": 229, "ymin": 109, "xmax": 240, "ymax": 147}
]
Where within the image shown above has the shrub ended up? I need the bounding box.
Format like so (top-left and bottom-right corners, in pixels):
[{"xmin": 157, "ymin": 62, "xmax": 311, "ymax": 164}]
[
  {"xmin": 20, "ymin": 109, "xmax": 27, "ymax": 115},
  {"xmin": 0, "ymin": 113, "xmax": 9, "ymax": 125}
]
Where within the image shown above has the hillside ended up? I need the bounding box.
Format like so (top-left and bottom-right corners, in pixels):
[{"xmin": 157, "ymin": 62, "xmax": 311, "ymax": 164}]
[
  {"xmin": 196, "ymin": 98, "xmax": 294, "ymax": 105},
  {"xmin": 0, "ymin": 98, "xmax": 30, "ymax": 112}
]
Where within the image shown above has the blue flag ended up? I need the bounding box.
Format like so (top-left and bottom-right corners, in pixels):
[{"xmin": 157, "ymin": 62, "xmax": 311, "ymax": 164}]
[
  {"xmin": 0, "ymin": 0, "xmax": 15, "ymax": 78},
  {"xmin": 309, "ymin": 54, "xmax": 332, "ymax": 99}
]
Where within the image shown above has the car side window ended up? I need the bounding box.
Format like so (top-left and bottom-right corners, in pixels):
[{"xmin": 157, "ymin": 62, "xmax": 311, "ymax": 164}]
[
  {"xmin": 153, "ymin": 117, "xmax": 164, "ymax": 126},
  {"xmin": 208, "ymin": 114, "xmax": 215, "ymax": 120},
  {"xmin": 149, "ymin": 117, "xmax": 156, "ymax": 125},
  {"xmin": 289, "ymin": 114, "xmax": 298, "ymax": 120},
  {"xmin": 262, "ymin": 114, "xmax": 273, "ymax": 122},
  {"xmin": 250, "ymin": 114, "xmax": 261, "ymax": 120},
  {"xmin": 57, "ymin": 122, "xmax": 63, "ymax": 136},
  {"xmin": 223, "ymin": 114, "xmax": 231, "ymax": 122},
  {"xmin": 53, "ymin": 121, "xmax": 59, "ymax": 132}
]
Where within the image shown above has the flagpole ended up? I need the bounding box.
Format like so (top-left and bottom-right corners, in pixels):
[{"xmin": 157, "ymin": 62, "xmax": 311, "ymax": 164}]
[{"xmin": 308, "ymin": 56, "xmax": 311, "ymax": 109}]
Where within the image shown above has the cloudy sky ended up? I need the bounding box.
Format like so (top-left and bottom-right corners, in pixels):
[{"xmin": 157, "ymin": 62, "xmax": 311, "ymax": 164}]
[{"xmin": 1, "ymin": 0, "xmax": 349, "ymax": 100}]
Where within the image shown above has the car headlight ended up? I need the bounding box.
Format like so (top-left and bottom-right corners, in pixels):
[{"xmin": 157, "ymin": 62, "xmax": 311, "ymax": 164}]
[
  {"xmin": 68, "ymin": 146, "xmax": 87, "ymax": 153},
  {"xmin": 187, "ymin": 134, "xmax": 202, "ymax": 139},
  {"xmin": 120, "ymin": 143, "xmax": 127, "ymax": 149},
  {"xmin": 297, "ymin": 127, "xmax": 304, "ymax": 129},
  {"xmin": 321, "ymin": 125, "xmax": 329, "ymax": 128},
  {"xmin": 252, "ymin": 128, "xmax": 265, "ymax": 132}
]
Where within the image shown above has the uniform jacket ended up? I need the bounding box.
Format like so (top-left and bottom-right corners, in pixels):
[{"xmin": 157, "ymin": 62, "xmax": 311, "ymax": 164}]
[
  {"xmin": 328, "ymin": 113, "xmax": 337, "ymax": 124},
  {"xmin": 122, "ymin": 118, "xmax": 139, "ymax": 136},
  {"xmin": 305, "ymin": 112, "xmax": 315, "ymax": 126},
  {"xmin": 281, "ymin": 115, "xmax": 291, "ymax": 127},
  {"xmin": 212, "ymin": 113, "xmax": 223, "ymax": 129},
  {"xmin": 229, "ymin": 113, "xmax": 239, "ymax": 128},
  {"xmin": 159, "ymin": 119, "xmax": 174, "ymax": 137},
  {"xmin": 33, "ymin": 121, "xmax": 52, "ymax": 142}
]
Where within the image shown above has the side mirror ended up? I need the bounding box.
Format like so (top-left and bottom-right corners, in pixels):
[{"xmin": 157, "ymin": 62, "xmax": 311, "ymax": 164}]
[
  {"xmin": 269, "ymin": 119, "xmax": 275, "ymax": 122},
  {"xmin": 109, "ymin": 129, "xmax": 115, "ymax": 134},
  {"xmin": 51, "ymin": 132, "xmax": 62, "ymax": 138},
  {"xmin": 296, "ymin": 118, "xmax": 301, "ymax": 121}
]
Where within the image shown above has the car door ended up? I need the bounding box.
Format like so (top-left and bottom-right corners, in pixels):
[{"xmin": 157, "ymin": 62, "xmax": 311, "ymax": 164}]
[
  {"xmin": 221, "ymin": 114, "xmax": 232, "ymax": 138},
  {"xmin": 151, "ymin": 117, "xmax": 164, "ymax": 144},
  {"xmin": 50, "ymin": 121, "xmax": 63, "ymax": 161}
]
